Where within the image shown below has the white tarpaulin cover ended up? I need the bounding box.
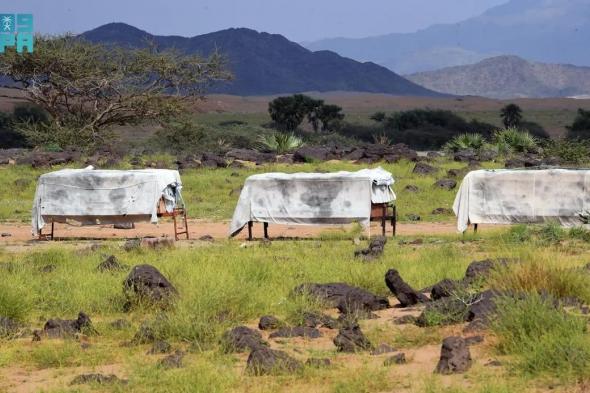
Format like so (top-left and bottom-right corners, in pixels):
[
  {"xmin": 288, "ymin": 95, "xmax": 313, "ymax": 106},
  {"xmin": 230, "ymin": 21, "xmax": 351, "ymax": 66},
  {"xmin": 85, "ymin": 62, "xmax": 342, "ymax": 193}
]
[
  {"xmin": 229, "ymin": 167, "xmax": 395, "ymax": 236},
  {"xmin": 32, "ymin": 167, "xmax": 183, "ymax": 235},
  {"xmin": 453, "ymin": 169, "xmax": 590, "ymax": 232}
]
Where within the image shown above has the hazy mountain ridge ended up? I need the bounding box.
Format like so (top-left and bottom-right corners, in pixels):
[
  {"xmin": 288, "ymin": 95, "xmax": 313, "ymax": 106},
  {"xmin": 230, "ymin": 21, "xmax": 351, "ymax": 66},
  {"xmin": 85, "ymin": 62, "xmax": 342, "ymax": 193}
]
[
  {"xmin": 304, "ymin": 0, "xmax": 590, "ymax": 74},
  {"xmin": 406, "ymin": 55, "xmax": 590, "ymax": 98},
  {"xmin": 81, "ymin": 23, "xmax": 441, "ymax": 97}
]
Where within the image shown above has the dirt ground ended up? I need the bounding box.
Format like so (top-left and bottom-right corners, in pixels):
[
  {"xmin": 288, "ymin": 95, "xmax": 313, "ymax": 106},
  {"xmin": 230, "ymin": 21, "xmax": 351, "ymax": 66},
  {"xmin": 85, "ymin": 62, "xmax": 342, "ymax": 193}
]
[{"xmin": 0, "ymin": 220, "xmax": 490, "ymax": 245}]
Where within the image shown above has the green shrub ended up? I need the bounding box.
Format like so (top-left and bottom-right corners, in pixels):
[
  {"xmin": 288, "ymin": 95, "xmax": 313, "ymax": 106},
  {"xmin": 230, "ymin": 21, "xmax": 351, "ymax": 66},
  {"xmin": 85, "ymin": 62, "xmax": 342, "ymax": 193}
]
[
  {"xmin": 503, "ymin": 224, "xmax": 533, "ymax": 243},
  {"xmin": 493, "ymin": 128, "xmax": 539, "ymax": 154},
  {"xmin": 543, "ymin": 139, "xmax": 590, "ymax": 164},
  {"xmin": 537, "ymin": 221, "xmax": 566, "ymax": 244},
  {"xmin": 493, "ymin": 294, "xmax": 590, "ymax": 379},
  {"xmin": 258, "ymin": 132, "xmax": 304, "ymax": 154},
  {"xmin": 443, "ymin": 133, "xmax": 486, "ymax": 153}
]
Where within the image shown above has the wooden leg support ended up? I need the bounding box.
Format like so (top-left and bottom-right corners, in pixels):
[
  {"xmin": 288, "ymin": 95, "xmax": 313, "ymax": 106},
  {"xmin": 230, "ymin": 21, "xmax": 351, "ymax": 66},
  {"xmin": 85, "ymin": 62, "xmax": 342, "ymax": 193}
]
[
  {"xmin": 474, "ymin": 223, "xmax": 478, "ymax": 233},
  {"xmin": 263, "ymin": 222, "xmax": 269, "ymax": 239},
  {"xmin": 381, "ymin": 204, "xmax": 386, "ymax": 236},
  {"xmin": 392, "ymin": 205, "xmax": 397, "ymax": 237},
  {"xmin": 248, "ymin": 221, "xmax": 253, "ymax": 241}
]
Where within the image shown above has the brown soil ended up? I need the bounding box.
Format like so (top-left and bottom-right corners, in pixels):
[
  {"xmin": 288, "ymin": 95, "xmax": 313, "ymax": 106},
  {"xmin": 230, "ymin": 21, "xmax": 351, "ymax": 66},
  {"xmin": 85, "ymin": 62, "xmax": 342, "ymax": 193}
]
[{"xmin": 0, "ymin": 220, "xmax": 495, "ymax": 245}]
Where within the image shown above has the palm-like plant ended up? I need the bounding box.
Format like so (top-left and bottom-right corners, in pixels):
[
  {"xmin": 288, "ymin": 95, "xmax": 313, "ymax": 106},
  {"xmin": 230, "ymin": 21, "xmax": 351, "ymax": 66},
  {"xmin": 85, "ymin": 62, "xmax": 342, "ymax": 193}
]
[
  {"xmin": 443, "ymin": 133, "xmax": 486, "ymax": 153},
  {"xmin": 494, "ymin": 128, "xmax": 538, "ymax": 155},
  {"xmin": 258, "ymin": 132, "xmax": 304, "ymax": 155}
]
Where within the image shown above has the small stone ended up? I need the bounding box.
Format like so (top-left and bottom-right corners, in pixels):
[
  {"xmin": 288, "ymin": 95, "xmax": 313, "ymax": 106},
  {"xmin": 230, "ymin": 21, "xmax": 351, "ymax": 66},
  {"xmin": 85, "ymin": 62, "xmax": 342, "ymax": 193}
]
[
  {"xmin": 1, "ymin": 232, "xmax": 11, "ymax": 237},
  {"xmin": 404, "ymin": 185, "xmax": 420, "ymax": 193},
  {"xmin": 258, "ymin": 315, "xmax": 282, "ymax": 330},
  {"xmin": 70, "ymin": 374, "xmax": 127, "ymax": 385},
  {"xmin": 384, "ymin": 353, "xmax": 406, "ymax": 366},
  {"xmin": 198, "ymin": 235, "xmax": 214, "ymax": 242},
  {"xmin": 406, "ymin": 214, "xmax": 421, "ymax": 221},
  {"xmin": 333, "ymin": 323, "xmax": 371, "ymax": 353},
  {"xmin": 485, "ymin": 359, "xmax": 502, "ymax": 367},
  {"xmin": 432, "ymin": 207, "xmax": 452, "ymax": 215}
]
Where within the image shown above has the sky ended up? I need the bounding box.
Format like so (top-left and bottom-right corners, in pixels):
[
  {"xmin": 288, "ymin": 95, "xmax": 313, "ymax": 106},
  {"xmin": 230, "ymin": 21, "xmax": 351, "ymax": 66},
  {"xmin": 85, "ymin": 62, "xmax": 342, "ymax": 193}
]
[{"xmin": 8, "ymin": 0, "xmax": 509, "ymax": 42}]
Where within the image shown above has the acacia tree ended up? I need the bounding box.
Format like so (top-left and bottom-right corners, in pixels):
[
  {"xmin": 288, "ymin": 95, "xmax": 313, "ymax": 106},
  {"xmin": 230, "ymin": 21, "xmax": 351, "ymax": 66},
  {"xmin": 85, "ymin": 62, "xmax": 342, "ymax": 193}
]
[
  {"xmin": 0, "ymin": 35, "xmax": 231, "ymax": 150},
  {"xmin": 268, "ymin": 94, "xmax": 343, "ymax": 132},
  {"xmin": 500, "ymin": 103, "xmax": 523, "ymax": 128}
]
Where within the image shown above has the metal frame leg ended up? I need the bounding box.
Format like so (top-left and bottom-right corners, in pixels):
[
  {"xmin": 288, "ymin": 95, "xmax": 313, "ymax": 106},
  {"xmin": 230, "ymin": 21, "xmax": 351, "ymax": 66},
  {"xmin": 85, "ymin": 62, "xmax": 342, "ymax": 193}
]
[
  {"xmin": 248, "ymin": 221, "xmax": 253, "ymax": 241},
  {"xmin": 263, "ymin": 222, "xmax": 269, "ymax": 239},
  {"xmin": 392, "ymin": 205, "xmax": 397, "ymax": 237}
]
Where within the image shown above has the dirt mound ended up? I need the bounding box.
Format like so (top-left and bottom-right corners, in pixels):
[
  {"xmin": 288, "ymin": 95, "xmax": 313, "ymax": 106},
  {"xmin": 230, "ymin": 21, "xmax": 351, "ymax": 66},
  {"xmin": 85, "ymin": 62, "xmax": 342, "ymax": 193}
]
[
  {"xmin": 123, "ymin": 264, "xmax": 177, "ymax": 305},
  {"xmin": 435, "ymin": 336, "xmax": 472, "ymax": 374}
]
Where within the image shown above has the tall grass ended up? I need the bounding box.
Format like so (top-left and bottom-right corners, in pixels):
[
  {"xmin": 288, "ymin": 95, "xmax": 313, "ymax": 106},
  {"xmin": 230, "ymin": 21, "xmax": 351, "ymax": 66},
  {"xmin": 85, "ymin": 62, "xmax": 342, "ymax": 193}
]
[{"xmin": 493, "ymin": 294, "xmax": 590, "ymax": 379}]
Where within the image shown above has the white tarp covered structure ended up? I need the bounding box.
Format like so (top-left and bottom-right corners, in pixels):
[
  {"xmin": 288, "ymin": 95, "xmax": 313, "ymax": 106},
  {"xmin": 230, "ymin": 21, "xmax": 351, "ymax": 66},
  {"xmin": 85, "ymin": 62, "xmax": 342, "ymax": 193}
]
[
  {"xmin": 453, "ymin": 169, "xmax": 590, "ymax": 232},
  {"xmin": 32, "ymin": 167, "xmax": 183, "ymax": 236},
  {"xmin": 229, "ymin": 167, "xmax": 395, "ymax": 236}
]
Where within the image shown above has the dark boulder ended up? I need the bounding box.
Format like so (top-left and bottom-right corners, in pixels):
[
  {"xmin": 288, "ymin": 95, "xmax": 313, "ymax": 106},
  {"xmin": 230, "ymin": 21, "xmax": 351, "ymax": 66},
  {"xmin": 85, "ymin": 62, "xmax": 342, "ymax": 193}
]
[
  {"xmin": 434, "ymin": 179, "xmax": 457, "ymax": 190},
  {"xmin": 201, "ymin": 152, "xmax": 227, "ymax": 168},
  {"xmin": 221, "ymin": 326, "xmax": 268, "ymax": 353},
  {"xmin": 70, "ymin": 374, "xmax": 127, "ymax": 385},
  {"xmin": 430, "ymin": 279, "xmax": 461, "ymax": 300},
  {"xmin": 301, "ymin": 311, "xmax": 338, "ymax": 329},
  {"xmin": 293, "ymin": 147, "xmax": 329, "ymax": 163},
  {"xmin": 385, "ymin": 269, "xmax": 429, "ymax": 307},
  {"xmin": 258, "ymin": 315, "xmax": 282, "ymax": 330},
  {"xmin": 354, "ymin": 236, "xmax": 387, "ymax": 261},
  {"xmin": 413, "ymin": 162, "xmax": 437, "ymax": 175},
  {"xmin": 246, "ymin": 347, "xmax": 303, "ymax": 375},
  {"xmin": 123, "ymin": 264, "xmax": 177, "ymax": 305},
  {"xmin": 269, "ymin": 327, "xmax": 322, "ymax": 339},
  {"xmin": 97, "ymin": 255, "xmax": 128, "ymax": 272},
  {"xmin": 435, "ymin": 337, "xmax": 472, "ymax": 374},
  {"xmin": 43, "ymin": 312, "xmax": 93, "ymax": 338},
  {"xmin": 453, "ymin": 149, "xmax": 477, "ymax": 163},
  {"xmin": 333, "ymin": 323, "xmax": 372, "ymax": 352},
  {"xmin": 293, "ymin": 283, "xmax": 389, "ymax": 312}
]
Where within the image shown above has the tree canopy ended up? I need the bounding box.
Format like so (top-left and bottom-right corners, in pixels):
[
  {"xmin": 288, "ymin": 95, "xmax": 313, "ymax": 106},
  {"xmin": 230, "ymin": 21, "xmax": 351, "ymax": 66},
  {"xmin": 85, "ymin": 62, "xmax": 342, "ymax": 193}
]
[
  {"xmin": 268, "ymin": 94, "xmax": 344, "ymax": 132},
  {"xmin": 0, "ymin": 35, "xmax": 231, "ymax": 150}
]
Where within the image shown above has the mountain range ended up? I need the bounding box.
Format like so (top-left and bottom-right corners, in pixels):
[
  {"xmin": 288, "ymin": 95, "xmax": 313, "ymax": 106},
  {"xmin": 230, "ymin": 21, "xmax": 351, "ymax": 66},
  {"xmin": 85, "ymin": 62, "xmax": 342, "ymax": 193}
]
[
  {"xmin": 305, "ymin": 0, "xmax": 590, "ymax": 74},
  {"xmin": 406, "ymin": 55, "xmax": 590, "ymax": 98},
  {"xmin": 80, "ymin": 23, "xmax": 440, "ymax": 97}
]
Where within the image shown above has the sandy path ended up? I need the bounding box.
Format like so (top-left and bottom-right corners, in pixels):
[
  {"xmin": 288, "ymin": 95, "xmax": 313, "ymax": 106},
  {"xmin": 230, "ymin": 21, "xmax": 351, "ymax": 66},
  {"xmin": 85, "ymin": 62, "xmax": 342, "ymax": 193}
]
[{"xmin": 0, "ymin": 219, "xmax": 494, "ymax": 244}]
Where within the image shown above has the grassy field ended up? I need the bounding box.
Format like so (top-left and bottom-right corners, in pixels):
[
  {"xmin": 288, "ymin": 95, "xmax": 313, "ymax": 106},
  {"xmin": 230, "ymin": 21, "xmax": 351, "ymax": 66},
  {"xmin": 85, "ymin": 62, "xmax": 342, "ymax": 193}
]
[
  {"xmin": 1, "ymin": 227, "xmax": 590, "ymax": 392},
  {"xmin": 0, "ymin": 158, "xmax": 501, "ymax": 223}
]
